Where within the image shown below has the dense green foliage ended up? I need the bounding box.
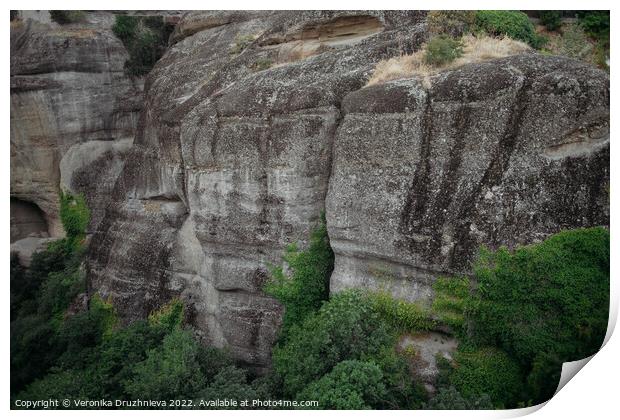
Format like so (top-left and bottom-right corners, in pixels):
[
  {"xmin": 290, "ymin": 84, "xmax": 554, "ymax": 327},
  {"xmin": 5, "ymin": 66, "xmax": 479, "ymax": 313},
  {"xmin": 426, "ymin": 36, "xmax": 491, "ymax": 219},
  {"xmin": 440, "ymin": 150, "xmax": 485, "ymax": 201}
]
[
  {"xmin": 576, "ymin": 11, "xmax": 609, "ymax": 70},
  {"xmin": 272, "ymin": 290, "xmax": 393, "ymax": 396},
  {"xmin": 465, "ymin": 227, "xmax": 609, "ymax": 403},
  {"xmin": 424, "ymin": 386, "xmax": 493, "ymax": 409},
  {"xmin": 577, "ymin": 11, "xmax": 610, "ymax": 41},
  {"xmin": 264, "ymin": 214, "xmax": 333, "ymax": 336},
  {"xmin": 296, "ymin": 360, "xmax": 387, "ymax": 409},
  {"xmin": 475, "ymin": 10, "xmax": 546, "ymax": 48},
  {"xmin": 371, "ymin": 290, "xmax": 436, "ymax": 332},
  {"xmin": 49, "ymin": 11, "xmax": 85, "ymax": 25},
  {"xmin": 59, "ymin": 190, "xmax": 90, "ymax": 243},
  {"xmin": 424, "ymin": 35, "xmax": 464, "ymax": 66},
  {"xmin": 272, "ymin": 290, "xmax": 426, "ymax": 409},
  {"xmin": 112, "ymin": 15, "xmax": 173, "ymax": 76},
  {"xmin": 439, "ymin": 348, "xmax": 524, "ymax": 408},
  {"xmin": 539, "ymin": 11, "xmax": 562, "ymax": 31}
]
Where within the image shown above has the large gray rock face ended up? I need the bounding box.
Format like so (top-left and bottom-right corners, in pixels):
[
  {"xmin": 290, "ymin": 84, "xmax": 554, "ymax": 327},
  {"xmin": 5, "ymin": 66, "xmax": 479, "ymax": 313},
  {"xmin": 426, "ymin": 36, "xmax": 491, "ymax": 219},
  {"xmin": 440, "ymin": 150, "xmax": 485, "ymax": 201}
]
[
  {"xmin": 13, "ymin": 11, "xmax": 606, "ymax": 371},
  {"xmin": 10, "ymin": 14, "xmax": 143, "ymax": 236},
  {"xmin": 88, "ymin": 10, "xmax": 427, "ymax": 369},
  {"xmin": 327, "ymin": 56, "xmax": 609, "ymax": 302}
]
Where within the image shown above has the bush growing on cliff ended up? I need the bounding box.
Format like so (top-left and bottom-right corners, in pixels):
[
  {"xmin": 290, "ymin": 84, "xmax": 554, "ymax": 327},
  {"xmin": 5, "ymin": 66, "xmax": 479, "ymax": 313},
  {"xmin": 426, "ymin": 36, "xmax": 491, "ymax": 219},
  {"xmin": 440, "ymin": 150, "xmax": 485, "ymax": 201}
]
[
  {"xmin": 265, "ymin": 213, "xmax": 334, "ymax": 336},
  {"xmin": 475, "ymin": 10, "xmax": 546, "ymax": 48},
  {"xmin": 112, "ymin": 14, "xmax": 173, "ymax": 76},
  {"xmin": 424, "ymin": 35, "xmax": 464, "ymax": 66},
  {"xmin": 49, "ymin": 10, "xmax": 85, "ymax": 25},
  {"xmin": 11, "ymin": 193, "xmax": 90, "ymax": 393}
]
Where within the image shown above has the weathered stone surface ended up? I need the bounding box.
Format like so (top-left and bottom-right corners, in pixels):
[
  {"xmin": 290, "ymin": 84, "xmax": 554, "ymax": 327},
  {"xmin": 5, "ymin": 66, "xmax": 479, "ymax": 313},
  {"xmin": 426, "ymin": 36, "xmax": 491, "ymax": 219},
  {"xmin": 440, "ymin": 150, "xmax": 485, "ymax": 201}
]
[
  {"xmin": 10, "ymin": 198, "xmax": 49, "ymax": 242},
  {"xmin": 11, "ymin": 11, "xmax": 609, "ymax": 372},
  {"xmin": 327, "ymin": 55, "xmax": 609, "ymax": 302},
  {"xmin": 88, "ymin": 11, "xmax": 428, "ymax": 369},
  {"xmin": 10, "ymin": 237, "xmax": 56, "ymax": 267},
  {"xmin": 10, "ymin": 14, "xmax": 143, "ymax": 237}
]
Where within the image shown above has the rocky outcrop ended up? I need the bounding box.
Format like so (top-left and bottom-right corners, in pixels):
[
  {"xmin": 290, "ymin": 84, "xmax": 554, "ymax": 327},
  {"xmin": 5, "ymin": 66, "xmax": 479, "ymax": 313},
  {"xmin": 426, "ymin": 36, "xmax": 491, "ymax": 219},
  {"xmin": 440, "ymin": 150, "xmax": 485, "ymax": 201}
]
[
  {"xmin": 10, "ymin": 12, "xmax": 143, "ymax": 236},
  {"xmin": 327, "ymin": 55, "xmax": 609, "ymax": 302},
  {"xmin": 11, "ymin": 11, "xmax": 609, "ymax": 371},
  {"xmin": 87, "ymin": 10, "xmax": 428, "ymax": 369}
]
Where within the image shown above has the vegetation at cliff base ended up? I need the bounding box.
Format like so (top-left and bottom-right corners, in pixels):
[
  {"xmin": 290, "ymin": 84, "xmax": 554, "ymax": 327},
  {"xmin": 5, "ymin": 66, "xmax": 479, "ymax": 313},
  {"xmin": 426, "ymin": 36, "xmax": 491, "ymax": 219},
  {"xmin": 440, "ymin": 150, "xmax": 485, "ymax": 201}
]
[
  {"xmin": 465, "ymin": 227, "xmax": 610, "ymax": 403},
  {"xmin": 112, "ymin": 15, "xmax": 173, "ymax": 76},
  {"xmin": 11, "ymin": 194, "xmax": 262, "ymax": 407},
  {"xmin": 10, "ymin": 192, "xmax": 609, "ymax": 409}
]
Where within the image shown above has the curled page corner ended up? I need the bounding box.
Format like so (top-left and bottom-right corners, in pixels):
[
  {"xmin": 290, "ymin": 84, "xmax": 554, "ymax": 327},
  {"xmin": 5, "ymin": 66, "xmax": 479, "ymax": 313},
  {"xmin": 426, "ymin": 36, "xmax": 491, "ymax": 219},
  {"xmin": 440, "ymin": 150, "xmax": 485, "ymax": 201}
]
[
  {"xmin": 551, "ymin": 293, "xmax": 619, "ymax": 394},
  {"xmin": 554, "ymin": 355, "xmax": 595, "ymax": 396}
]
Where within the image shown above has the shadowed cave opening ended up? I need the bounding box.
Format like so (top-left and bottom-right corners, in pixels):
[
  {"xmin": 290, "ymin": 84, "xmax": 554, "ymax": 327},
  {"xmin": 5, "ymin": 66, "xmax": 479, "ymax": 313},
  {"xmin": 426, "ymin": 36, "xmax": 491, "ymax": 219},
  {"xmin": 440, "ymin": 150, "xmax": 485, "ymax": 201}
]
[{"xmin": 10, "ymin": 198, "xmax": 49, "ymax": 243}]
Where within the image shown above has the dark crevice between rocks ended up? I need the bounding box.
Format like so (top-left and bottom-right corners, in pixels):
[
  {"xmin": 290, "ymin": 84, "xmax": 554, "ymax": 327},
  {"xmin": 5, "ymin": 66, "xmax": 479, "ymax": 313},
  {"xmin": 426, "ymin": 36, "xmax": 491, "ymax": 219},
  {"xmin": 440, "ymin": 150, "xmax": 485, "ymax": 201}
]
[
  {"xmin": 399, "ymin": 92, "xmax": 433, "ymax": 252},
  {"xmin": 449, "ymin": 70, "xmax": 530, "ymax": 271},
  {"xmin": 425, "ymin": 105, "xmax": 472, "ymax": 261}
]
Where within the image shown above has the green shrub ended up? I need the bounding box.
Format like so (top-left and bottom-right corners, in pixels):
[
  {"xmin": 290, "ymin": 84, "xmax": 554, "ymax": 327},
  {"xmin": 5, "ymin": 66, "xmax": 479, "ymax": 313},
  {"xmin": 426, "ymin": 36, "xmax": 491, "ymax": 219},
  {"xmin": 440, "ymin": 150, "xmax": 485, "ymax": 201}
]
[
  {"xmin": 475, "ymin": 10, "xmax": 546, "ymax": 48},
  {"xmin": 431, "ymin": 276, "xmax": 470, "ymax": 333},
  {"xmin": 577, "ymin": 10, "xmax": 609, "ymax": 40},
  {"xmin": 148, "ymin": 297, "xmax": 185, "ymax": 332},
  {"xmin": 424, "ymin": 386, "xmax": 493, "ymax": 409},
  {"xmin": 265, "ymin": 214, "xmax": 334, "ymax": 336},
  {"xmin": 559, "ymin": 24, "xmax": 594, "ymax": 60},
  {"xmin": 424, "ymin": 35, "xmax": 464, "ymax": 66},
  {"xmin": 111, "ymin": 14, "xmax": 173, "ymax": 76},
  {"xmin": 427, "ymin": 10, "xmax": 476, "ymax": 36},
  {"xmin": 370, "ymin": 290, "xmax": 436, "ymax": 332},
  {"xmin": 195, "ymin": 366, "xmax": 265, "ymax": 409},
  {"xmin": 59, "ymin": 190, "xmax": 90, "ymax": 240},
  {"xmin": 49, "ymin": 10, "xmax": 85, "ymax": 25},
  {"xmin": 296, "ymin": 360, "xmax": 387, "ymax": 409},
  {"xmin": 442, "ymin": 347, "xmax": 524, "ymax": 408},
  {"xmin": 10, "ymin": 193, "xmax": 91, "ymax": 394},
  {"xmin": 466, "ymin": 227, "xmax": 609, "ymax": 403},
  {"xmin": 111, "ymin": 15, "xmax": 139, "ymax": 43},
  {"xmin": 362, "ymin": 345, "xmax": 428, "ymax": 409},
  {"xmin": 124, "ymin": 328, "xmax": 208, "ymax": 400},
  {"xmin": 272, "ymin": 290, "xmax": 393, "ymax": 397},
  {"xmin": 539, "ymin": 11, "xmax": 562, "ymax": 31}
]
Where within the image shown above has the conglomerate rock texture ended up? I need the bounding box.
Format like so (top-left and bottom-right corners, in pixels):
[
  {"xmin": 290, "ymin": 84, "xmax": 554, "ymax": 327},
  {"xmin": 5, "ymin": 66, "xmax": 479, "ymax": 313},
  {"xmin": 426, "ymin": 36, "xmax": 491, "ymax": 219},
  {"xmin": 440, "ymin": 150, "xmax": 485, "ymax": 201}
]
[{"xmin": 10, "ymin": 11, "xmax": 609, "ymax": 371}]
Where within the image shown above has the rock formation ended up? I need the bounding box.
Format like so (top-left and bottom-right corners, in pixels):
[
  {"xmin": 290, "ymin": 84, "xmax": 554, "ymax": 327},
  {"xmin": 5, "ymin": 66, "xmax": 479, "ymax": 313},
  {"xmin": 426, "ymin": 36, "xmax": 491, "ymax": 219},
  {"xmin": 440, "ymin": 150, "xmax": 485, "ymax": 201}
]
[
  {"xmin": 10, "ymin": 12, "xmax": 143, "ymax": 238},
  {"xmin": 10, "ymin": 11, "xmax": 609, "ymax": 371}
]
